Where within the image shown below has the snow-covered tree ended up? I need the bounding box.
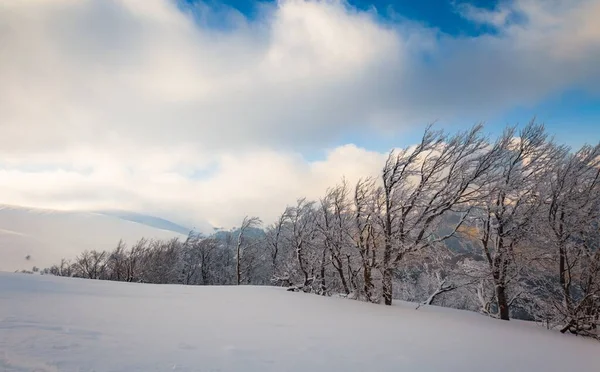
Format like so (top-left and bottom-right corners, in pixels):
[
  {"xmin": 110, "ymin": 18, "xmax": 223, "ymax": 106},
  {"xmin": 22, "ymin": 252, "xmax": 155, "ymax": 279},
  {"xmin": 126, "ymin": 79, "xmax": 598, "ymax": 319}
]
[
  {"xmin": 538, "ymin": 142, "xmax": 600, "ymax": 335},
  {"xmin": 282, "ymin": 198, "xmax": 320, "ymax": 291},
  {"xmin": 72, "ymin": 250, "xmax": 108, "ymax": 279},
  {"xmin": 378, "ymin": 124, "xmax": 495, "ymax": 305},
  {"xmin": 235, "ymin": 216, "xmax": 262, "ymax": 285},
  {"xmin": 469, "ymin": 123, "xmax": 562, "ymax": 320},
  {"xmin": 317, "ymin": 181, "xmax": 360, "ymax": 296},
  {"xmin": 351, "ymin": 177, "xmax": 382, "ymax": 302},
  {"xmin": 265, "ymin": 211, "xmax": 289, "ymax": 280}
]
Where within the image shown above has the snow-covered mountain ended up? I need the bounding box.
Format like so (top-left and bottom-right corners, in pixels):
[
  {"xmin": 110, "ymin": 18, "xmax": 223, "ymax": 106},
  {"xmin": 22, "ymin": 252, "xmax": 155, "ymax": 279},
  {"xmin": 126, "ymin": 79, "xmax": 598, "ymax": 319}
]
[
  {"xmin": 94, "ymin": 210, "xmax": 204, "ymax": 236},
  {"xmin": 0, "ymin": 205, "xmax": 208, "ymax": 273}
]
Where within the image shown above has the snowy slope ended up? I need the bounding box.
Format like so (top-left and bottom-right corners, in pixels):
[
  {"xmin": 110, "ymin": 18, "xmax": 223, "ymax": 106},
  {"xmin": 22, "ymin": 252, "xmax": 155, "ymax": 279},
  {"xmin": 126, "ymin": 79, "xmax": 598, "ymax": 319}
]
[
  {"xmin": 0, "ymin": 205, "xmax": 187, "ymax": 273},
  {"xmin": 94, "ymin": 210, "xmax": 208, "ymax": 236},
  {"xmin": 1, "ymin": 273, "xmax": 598, "ymax": 372}
]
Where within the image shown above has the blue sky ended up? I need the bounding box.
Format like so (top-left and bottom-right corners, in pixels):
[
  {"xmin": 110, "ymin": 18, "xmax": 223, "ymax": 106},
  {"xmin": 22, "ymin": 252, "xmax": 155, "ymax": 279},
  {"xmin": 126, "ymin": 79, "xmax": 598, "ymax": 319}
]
[
  {"xmin": 1, "ymin": 0, "xmax": 599, "ymax": 226},
  {"xmin": 183, "ymin": 0, "xmax": 502, "ymax": 35}
]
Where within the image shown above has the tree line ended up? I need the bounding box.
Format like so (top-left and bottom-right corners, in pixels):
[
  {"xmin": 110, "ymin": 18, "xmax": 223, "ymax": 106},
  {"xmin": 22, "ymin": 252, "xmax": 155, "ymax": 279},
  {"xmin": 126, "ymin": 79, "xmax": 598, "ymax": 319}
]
[{"xmin": 40, "ymin": 122, "xmax": 600, "ymax": 339}]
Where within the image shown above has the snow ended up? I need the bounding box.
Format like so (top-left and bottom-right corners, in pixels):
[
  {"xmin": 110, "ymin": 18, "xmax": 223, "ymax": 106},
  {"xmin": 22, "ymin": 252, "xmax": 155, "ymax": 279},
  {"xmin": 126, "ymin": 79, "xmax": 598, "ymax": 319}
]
[
  {"xmin": 0, "ymin": 205, "xmax": 186, "ymax": 272},
  {"xmin": 1, "ymin": 273, "xmax": 598, "ymax": 372}
]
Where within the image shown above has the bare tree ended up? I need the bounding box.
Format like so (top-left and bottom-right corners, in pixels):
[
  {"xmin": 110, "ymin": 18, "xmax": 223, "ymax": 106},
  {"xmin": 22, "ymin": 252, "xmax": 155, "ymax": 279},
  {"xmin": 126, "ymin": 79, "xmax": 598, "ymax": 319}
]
[
  {"xmin": 471, "ymin": 122, "xmax": 561, "ymax": 320},
  {"xmin": 73, "ymin": 250, "xmax": 108, "ymax": 279},
  {"xmin": 125, "ymin": 238, "xmax": 147, "ymax": 282},
  {"xmin": 284, "ymin": 198, "xmax": 319, "ymax": 291},
  {"xmin": 541, "ymin": 142, "xmax": 600, "ymax": 335},
  {"xmin": 351, "ymin": 177, "xmax": 381, "ymax": 302},
  {"xmin": 139, "ymin": 238, "xmax": 182, "ymax": 284},
  {"xmin": 317, "ymin": 181, "xmax": 357, "ymax": 295},
  {"xmin": 198, "ymin": 237, "xmax": 218, "ymax": 285},
  {"xmin": 265, "ymin": 211, "xmax": 289, "ymax": 279},
  {"xmin": 179, "ymin": 232, "xmax": 201, "ymax": 285},
  {"xmin": 378, "ymin": 124, "xmax": 494, "ymax": 305},
  {"xmin": 235, "ymin": 216, "xmax": 262, "ymax": 285},
  {"xmin": 46, "ymin": 258, "xmax": 73, "ymax": 277},
  {"xmin": 107, "ymin": 240, "xmax": 127, "ymax": 281}
]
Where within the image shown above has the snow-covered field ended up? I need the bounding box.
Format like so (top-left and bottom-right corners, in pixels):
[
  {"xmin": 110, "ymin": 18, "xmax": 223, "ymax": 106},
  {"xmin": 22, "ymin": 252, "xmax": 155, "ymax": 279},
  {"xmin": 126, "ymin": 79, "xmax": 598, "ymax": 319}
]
[{"xmin": 1, "ymin": 273, "xmax": 598, "ymax": 372}]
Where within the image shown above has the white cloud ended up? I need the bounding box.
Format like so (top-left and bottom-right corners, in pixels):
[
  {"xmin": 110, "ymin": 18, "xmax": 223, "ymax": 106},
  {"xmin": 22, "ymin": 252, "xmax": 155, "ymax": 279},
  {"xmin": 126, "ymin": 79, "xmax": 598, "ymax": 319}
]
[
  {"xmin": 0, "ymin": 145, "xmax": 386, "ymax": 228},
  {"xmin": 0, "ymin": 0, "xmax": 598, "ymax": 228}
]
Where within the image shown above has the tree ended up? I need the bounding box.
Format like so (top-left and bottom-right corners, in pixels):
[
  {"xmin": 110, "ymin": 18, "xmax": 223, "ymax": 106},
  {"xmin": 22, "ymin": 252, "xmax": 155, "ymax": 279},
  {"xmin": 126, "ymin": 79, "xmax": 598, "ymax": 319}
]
[
  {"xmin": 235, "ymin": 216, "xmax": 262, "ymax": 285},
  {"xmin": 73, "ymin": 250, "xmax": 108, "ymax": 279},
  {"xmin": 198, "ymin": 237, "xmax": 218, "ymax": 285},
  {"xmin": 471, "ymin": 122, "xmax": 561, "ymax": 320},
  {"xmin": 352, "ymin": 177, "xmax": 381, "ymax": 303},
  {"xmin": 378, "ymin": 124, "xmax": 494, "ymax": 305},
  {"xmin": 125, "ymin": 238, "xmax": 147, "ymax": 282},
  {"xmin": 541, "ymin": 142, "xmax": 600, "ymax": 335},
  {"xmin": 284, "ymin": 198, "xmax": 319, "ymax": 291},
  {"xmin": 317, "ymin": 181, "xmax": 357, "ymax": 295},
  {"xmin": 265, "ymin": 212, "xmax": 289, "ymax": 279},
  {"xmin": 107, "ymin": 240, "xmax": 128, "ymax": 281},
  {"xmin": 47, "ymin": 258, "xmax": 73, "ymax": 277},
  {"xmin": 139, "ymin": 238, "xmax": 182, "ymax": 284}
]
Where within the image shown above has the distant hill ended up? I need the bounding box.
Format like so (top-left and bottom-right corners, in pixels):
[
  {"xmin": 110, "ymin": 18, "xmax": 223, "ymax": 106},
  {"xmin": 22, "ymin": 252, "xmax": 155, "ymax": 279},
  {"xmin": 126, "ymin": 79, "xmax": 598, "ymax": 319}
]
[
  {"xmin": 0, "ymin": 205, "xmax": 191, "ymax": 272},
  {"xmin": 95, "ymin": 210, "xmax": 200, "ymax": 235},
  {"xmin": 213, "ymin": 226, "xmax": 266, "ymax": 242}
]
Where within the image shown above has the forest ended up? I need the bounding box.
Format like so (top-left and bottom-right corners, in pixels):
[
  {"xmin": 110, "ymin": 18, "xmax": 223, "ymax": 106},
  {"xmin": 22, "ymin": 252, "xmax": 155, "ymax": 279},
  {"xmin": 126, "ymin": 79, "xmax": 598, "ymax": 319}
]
[{"xmin": 39, "ymin": 122, "xmax": 600, "ymax": 339}]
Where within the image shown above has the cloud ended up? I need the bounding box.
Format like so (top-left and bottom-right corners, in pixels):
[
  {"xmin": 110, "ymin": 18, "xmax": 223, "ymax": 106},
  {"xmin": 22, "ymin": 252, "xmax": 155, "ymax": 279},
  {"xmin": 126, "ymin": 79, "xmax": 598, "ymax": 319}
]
[
  {"xmin": 0, "ymin": 0, "xmax": 598, "ymax": 227},
  {"xmin": 404, "ymin": 0, "xmax": 600, "ymax": 117},
  {"xmin": 0, "ymin": 0, "xmax": 406, "ymax": 154},
  {"xmin": 0, "ymin": 144, "xmax": 386, "ymax": 228}
]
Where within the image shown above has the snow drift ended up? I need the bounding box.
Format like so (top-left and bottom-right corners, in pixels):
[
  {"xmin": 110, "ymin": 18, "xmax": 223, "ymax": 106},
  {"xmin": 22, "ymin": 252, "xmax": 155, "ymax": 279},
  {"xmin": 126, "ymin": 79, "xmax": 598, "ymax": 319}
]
[{"xmin": 1, "ymin": 272, "xmax": 598, "ymax": 371}]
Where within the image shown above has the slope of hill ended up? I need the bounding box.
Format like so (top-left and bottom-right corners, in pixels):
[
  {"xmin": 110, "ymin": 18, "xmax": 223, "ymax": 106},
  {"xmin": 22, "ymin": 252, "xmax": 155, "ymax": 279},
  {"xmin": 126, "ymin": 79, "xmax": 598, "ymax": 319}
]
[
  {"xmin": 1, "ymin": 272, "xmax": 598, "ymax": 372},
  {"xmin": 0, "ymin": 205, "xmax": 188, "ymax": 273},
  {"xmin": 94, "ymin": 210, "xmax": 199, "ymax": 235}
]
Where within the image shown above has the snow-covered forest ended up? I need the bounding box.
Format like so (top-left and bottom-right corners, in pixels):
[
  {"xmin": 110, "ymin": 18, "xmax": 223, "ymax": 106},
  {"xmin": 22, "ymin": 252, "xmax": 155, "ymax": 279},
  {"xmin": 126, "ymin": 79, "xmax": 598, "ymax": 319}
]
[{"xmin": 39, "ymin": 122, "xmax": 600, "ymax": 339}]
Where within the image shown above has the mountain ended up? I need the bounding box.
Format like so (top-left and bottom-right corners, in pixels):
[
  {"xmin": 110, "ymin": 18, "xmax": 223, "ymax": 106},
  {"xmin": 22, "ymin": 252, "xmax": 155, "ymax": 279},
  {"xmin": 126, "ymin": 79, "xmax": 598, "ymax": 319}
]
[
  {"xmin": 0, "ymin": 205, "xmax": 193, "ymax": 273},
  {"xmin": 94, "ymin": 210, "xmax": 199, "ymax": 235},
  {"xmin": 213, "ymin": 226, "xmax": 266, "ymax": 241}
]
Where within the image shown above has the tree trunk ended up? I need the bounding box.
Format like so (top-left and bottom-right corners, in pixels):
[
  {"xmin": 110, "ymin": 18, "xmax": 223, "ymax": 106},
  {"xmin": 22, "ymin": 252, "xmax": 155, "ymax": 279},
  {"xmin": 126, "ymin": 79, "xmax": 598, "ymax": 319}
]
[
  {"xmin": 491, "ymin": 245, "xmax": 509, "ymax": 320},
  {"xmin": 333, "ymin": 256, "xmax": 350, "ymax": 295},
  {"xmin": 495, "ymin": 284, "xmax": 510, "ymax": 320},
  {"xmin": 382, "ymin": 267, "xmax": 393, "ymax": 306},
  {"xmin": 236, "ymin": 226, "xmax": 245, "ymax": 285},
  {"xmin": 382, "ymin": 188, "xmax": 394, "ymax": 306},
  {"xmin": 558, "ymin": 242, "xmax": 573, "ymax": 315},
  {"xmin": 236, "ymin": 243, "xmax": 241, "ymax": 285},
  {"xmin": 319, "ymin": 247, "xmax": 327, "ymax": 295},
  {"xmin": 363, "ymin": 265, "xmax": 375, "ymax": 303},
  {"xmin": 296, "ymin": 243, "xmax": 310, "ymax": 290}
]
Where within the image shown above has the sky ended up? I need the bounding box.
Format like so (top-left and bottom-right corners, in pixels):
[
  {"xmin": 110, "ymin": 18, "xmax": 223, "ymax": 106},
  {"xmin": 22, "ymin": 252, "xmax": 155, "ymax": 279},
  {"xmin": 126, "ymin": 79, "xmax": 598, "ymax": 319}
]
[{"xmin": 0, "ymin": 0, "xmax": 599, "ymax": 229}]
